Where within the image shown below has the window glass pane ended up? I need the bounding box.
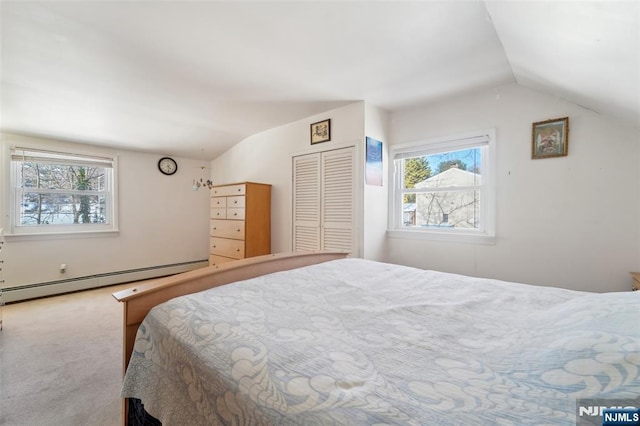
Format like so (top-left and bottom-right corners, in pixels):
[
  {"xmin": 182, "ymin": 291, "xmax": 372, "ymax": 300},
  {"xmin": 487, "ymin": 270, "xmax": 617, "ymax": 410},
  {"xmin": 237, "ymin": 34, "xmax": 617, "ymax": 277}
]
[
  {"xmin": 392, "ymin": 130, "xmax": 494, "ymax": 241},
  {"xmin": 19, "ymin": 192, "xmax": 107, "ymax": 225},
  {"xmin": 403, "ymin": 190, "xmax": 480, "ymax": 229},
  {"xmin": 403, "ymin": 147, "xmax": 482, "ymax": 190},
  {"xmin": 19, "ymin": 162, "xmax": 107, "ymax": 191},
  {"xmin": 11, "ymin": 147, "xmax": 117, "ymax": 235}
]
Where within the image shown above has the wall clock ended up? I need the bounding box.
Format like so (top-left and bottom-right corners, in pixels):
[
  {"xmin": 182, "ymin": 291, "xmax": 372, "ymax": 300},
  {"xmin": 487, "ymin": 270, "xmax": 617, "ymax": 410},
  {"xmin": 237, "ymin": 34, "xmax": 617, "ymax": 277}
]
[{"xmin": 158, "ymin": 157, "xmax": 178, "ymax": 175}]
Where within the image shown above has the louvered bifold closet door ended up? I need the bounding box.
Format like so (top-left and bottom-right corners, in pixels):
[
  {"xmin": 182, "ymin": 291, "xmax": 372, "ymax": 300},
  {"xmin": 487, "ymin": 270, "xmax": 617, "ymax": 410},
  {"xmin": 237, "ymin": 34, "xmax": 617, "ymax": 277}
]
[
  {"xmin": 293, "ymin": 154, "xmax": 321, "ymax": 251},
  {"xmin": 321, "ymin": 147, "xmax": 355, "ymax": 253}
]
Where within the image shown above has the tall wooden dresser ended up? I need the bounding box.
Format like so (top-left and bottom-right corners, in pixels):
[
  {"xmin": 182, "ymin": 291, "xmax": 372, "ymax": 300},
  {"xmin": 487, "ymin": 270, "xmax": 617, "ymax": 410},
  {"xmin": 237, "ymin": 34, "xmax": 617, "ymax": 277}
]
[{"xmin": 209, "ymin": 182, "xmax": 271, "ymax": 266}]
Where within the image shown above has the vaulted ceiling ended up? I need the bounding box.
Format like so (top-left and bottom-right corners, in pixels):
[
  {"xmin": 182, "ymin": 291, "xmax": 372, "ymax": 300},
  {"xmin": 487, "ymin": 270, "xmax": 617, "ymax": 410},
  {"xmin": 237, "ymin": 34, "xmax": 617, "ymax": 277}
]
[{"xmin": 1, "ymin": 1, "xmax": 638, "ymax": 160}]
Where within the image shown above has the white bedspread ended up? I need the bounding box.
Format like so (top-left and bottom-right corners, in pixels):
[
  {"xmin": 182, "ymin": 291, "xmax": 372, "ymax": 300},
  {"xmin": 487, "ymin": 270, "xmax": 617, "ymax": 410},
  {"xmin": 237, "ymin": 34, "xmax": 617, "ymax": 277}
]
[{"xmin": 122, "ymin": 258, "xmax": 640, "ymax": 425}]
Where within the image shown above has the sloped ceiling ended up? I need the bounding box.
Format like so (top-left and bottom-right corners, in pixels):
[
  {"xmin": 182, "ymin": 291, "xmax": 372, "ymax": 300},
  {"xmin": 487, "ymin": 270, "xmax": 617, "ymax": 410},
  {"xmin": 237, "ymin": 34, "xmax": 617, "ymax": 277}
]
[
  {"xmin": 486, "ymin": 1, "xmax": 639, "ymax": 127},
  {"xmin": 1, "ymin": 1, "xmax": 638, "ymax": 160}
]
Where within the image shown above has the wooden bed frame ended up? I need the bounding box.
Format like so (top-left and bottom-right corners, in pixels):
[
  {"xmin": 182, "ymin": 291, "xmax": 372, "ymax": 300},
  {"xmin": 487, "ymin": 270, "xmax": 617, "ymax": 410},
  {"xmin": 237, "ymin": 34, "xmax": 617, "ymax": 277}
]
[
  {"xmin": 113, "ymin": 251, "xmax": 348, "ymax": 425},
  {"xmin": 112, "ymin": 251, "xmax": 348, "ymax": 374}
]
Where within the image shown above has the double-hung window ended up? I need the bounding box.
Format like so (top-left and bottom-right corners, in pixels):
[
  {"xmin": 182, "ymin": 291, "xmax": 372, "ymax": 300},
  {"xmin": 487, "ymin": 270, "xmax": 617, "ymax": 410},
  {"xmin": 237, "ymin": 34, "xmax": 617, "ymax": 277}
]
[
  {"xmin": 389, "ymin": 129, "xmax": 495, "ymax": 244},
  {"xmin": 10, "ymin": 147, "xmax": 118, "ymax": 236}
]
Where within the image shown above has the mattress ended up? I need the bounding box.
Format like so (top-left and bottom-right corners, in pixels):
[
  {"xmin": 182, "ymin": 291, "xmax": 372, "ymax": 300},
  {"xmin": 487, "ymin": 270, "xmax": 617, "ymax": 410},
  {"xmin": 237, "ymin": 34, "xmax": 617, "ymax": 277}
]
[{"xmin": 121, "ymin": 258, "xmax": 640, "ymax": 425}]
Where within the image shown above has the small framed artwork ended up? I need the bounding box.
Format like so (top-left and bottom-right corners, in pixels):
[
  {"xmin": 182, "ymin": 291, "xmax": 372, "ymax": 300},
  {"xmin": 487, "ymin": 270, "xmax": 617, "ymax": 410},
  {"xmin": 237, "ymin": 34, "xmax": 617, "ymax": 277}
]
[
  {"xmin": 365, "ymin": 137, "xmax": 383, "ymax": 186},
  {"xmin": 532, "ymin": 117, "xmax": 569, "ymax": 159},
  {"xmin": 310, "ymin": 119, "xmax": 331, "ymax": 144}
]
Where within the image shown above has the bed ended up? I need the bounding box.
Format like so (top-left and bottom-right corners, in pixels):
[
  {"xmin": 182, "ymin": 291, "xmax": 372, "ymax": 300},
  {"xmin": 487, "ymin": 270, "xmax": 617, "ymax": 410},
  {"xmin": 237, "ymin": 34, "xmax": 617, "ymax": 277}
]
[{"xmin": 113, "ymin": 251, "xmax": 640, "ymax": 425}]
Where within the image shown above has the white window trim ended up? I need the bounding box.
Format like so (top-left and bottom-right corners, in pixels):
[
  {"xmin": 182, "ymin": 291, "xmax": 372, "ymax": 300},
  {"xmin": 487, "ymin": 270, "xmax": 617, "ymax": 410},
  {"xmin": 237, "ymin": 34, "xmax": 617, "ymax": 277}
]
[
  {"xmin": 6, "ymin": 146, "xmax": 119, "ymax": 239},
  {"xmin": 387, "ymin": 129, "xmax": 496, "ymax": 245}
]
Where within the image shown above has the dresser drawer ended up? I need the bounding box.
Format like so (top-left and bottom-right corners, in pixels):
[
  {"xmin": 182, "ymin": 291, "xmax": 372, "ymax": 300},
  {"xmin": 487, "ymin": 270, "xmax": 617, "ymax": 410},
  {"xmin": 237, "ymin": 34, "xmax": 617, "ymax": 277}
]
[
  {"xmin": 211, "ymin": 219, "xmax": 245, "ymax": 239},
  {"xmin": 226, "ymin": 207, "xmax": 245, "ymax": 220},
  {"xmin": 211, "ymin": 197, "xmax": 227, "ymax": 208},
  {"xmin": 210, "ymin": 237, "xmax": 245, "ymax": 259},
  {"xmin": 209, "ymin": 254, "xmax": 236, "ymax": 267},
  {"xmin": 211, "ymin": 207, "xmax": 227, "ymax": 219},
  {"xmin": 211, "ymin": 184, "xmax": 246, "ymax": 197},
  {"xmin": 227, "ymin": 195, "xmax": 245, "ymax": 208}
]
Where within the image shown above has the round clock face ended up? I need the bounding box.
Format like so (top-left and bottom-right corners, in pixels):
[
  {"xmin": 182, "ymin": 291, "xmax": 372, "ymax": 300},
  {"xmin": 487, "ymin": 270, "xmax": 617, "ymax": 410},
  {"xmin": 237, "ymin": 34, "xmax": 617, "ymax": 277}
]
[{"xmin": 158, "ymin": 157, "xmax": 178, "ymax": 175}]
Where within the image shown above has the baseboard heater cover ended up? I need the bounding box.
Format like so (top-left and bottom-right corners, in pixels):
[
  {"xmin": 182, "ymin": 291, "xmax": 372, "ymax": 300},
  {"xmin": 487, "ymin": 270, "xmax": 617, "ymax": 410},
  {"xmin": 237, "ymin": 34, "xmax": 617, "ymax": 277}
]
[{"xmin": 2, "ymin": 259, "xmax": 209, "ymax": 303}]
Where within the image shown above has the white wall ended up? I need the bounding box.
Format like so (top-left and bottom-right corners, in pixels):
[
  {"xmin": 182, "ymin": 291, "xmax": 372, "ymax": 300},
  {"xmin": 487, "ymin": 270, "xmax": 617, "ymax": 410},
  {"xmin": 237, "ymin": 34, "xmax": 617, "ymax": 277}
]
[
  {"xmin": 0, "ymin": 133, "xmax": 210, "ymax": 295},
  {"xmin": 386, "ymin": 83, "xmax": 640, "ymax": 292},
  {"xmin": 6, "ymin": 84, "xmax": 635, "ymax": 297},
  {"xmin": 210, "ymin": 102, "xmax": 367, "ymax": 256},
  {"xmin": 363, "ymin": 103, "xmax": 389, "ymax": 260}
]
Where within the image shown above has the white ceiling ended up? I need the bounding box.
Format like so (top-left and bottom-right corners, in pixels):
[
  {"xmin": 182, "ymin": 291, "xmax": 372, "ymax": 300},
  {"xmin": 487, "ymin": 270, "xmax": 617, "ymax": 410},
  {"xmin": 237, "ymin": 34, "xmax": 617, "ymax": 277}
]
[{"xmin": 1, "ymin": 1, "xmax": 638, "ymax": 161}]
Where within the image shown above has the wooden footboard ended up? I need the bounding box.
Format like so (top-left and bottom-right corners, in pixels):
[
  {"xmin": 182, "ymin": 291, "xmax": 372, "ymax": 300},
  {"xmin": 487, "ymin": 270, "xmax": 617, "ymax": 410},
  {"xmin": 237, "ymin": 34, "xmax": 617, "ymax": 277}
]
[{"xmin": 112, "ymin": 251, "xmax": 348, "ymax": 374}]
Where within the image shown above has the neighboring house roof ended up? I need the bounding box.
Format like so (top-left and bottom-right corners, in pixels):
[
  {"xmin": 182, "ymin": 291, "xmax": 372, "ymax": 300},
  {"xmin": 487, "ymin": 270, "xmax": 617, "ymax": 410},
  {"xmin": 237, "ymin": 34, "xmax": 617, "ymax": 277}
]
[
  {"xmin": 403, "ymin": 203, "xmax": 416, "ymax": 213},
  {"xmin": 412, "ymin": 167, "xmax": 481, "ymax": 229},
  {"xmin": 415, "ymin": 167, "xmax": 481, "ymax": 188}
]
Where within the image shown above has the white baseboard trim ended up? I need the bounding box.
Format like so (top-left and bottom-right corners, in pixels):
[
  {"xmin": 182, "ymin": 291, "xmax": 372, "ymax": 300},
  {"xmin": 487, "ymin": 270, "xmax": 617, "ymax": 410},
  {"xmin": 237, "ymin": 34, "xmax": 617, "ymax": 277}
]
[{"xmin": 2, "ymin": 259, "xmax": 209, "ymax": 303}]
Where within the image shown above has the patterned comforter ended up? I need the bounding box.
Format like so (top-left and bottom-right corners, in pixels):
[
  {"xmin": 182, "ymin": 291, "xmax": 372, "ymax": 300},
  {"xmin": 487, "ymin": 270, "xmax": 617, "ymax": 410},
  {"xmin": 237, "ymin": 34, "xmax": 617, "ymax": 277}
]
[{"xmin": 121, "ymin": 258, "xmax": 640, "ymax": 425}]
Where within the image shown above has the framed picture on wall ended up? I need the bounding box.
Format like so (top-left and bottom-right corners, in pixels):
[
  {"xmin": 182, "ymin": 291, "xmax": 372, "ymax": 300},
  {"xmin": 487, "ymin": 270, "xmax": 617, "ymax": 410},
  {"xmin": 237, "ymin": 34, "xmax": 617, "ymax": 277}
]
[
  {"xmin": 365, "ymin": 137, "xmax": 383, "ymax": 186},
  {"xmin": 532, "ymin": 117, "xmax": 569, "ymax": 159},
  {"xmin": 310, "ymin": 119, "xmax": 331, "ymax": 144}
]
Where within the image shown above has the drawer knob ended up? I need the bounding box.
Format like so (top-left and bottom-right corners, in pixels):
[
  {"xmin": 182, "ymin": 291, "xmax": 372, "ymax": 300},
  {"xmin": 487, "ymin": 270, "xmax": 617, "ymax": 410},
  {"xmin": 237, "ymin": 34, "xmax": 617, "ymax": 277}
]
[
  {"xmin": 233, "ymin": 213, "xmax": 237, "ymax": 216},
  {"xmin": 237, "ymin": 229, "xmax": 241, "ymax": 232},
  {"xmin": 236, "ymin": 249, "xmax": 240, "ymax": 252},
  {"xmin": 213, "ymin": 245, "xmax": 216, "ymax": 248},
  {"xmin": 234, "ymin": 201, "xmax": 238, "ymax": 204},
  {"xmin": 213, "ymin": 227, "xmax": 217, "ymax": 230}
]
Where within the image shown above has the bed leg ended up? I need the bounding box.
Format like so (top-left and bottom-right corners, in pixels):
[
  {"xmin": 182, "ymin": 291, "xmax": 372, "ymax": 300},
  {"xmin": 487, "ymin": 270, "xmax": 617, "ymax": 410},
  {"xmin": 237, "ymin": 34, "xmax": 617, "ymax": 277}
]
[{"xmin": 122, "ymin": 398, "xmax": 128, "ymax": 426}]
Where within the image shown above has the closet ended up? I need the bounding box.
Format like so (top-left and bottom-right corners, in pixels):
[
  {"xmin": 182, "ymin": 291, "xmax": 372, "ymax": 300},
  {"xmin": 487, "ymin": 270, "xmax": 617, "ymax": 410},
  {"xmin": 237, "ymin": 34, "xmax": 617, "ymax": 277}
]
[{"xmin": 292, "ymin": 147, "xmax": 355, "ymax": 254}]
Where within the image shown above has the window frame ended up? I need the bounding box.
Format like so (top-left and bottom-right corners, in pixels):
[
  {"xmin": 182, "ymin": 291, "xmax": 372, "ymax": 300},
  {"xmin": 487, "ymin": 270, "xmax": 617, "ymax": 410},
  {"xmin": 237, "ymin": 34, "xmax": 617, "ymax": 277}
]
[
  {"xmin": 7, "ymin": 146, "xmax": 119, "ymax": 238},
  {"xmin": 388, "ymin": 129, "xmax": 496, "ymax": 245}
]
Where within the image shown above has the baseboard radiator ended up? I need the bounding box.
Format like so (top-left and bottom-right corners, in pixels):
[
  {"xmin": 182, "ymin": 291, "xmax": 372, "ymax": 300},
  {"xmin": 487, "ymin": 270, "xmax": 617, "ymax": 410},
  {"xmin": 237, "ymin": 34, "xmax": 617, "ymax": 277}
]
[{"xmin": 2, "ymin": 259, "xmax": 209, "ymax": 303}]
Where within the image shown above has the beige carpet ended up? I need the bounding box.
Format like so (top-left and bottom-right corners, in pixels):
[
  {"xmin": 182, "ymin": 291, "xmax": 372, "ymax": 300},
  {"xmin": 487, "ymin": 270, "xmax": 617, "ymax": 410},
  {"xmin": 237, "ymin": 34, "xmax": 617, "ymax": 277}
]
[{"xmin": 0, "ymin": 283, "xmax": 132, "ymax": 426}]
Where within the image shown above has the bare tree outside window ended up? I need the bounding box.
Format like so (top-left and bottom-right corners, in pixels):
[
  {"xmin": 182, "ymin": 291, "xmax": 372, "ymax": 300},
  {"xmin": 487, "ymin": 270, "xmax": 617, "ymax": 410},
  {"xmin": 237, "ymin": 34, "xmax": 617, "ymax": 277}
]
[
  {"xmin": 19, "ymin": 162, "xmax": 107, "ymax": 225},
  {"xmin": 11, "ymin": 148, "xmax": 115, "ymax": 233}
]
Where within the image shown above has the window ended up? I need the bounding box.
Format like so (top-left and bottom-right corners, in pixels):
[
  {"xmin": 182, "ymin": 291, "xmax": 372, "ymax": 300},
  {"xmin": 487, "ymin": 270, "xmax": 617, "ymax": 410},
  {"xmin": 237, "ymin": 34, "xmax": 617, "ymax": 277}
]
[
  {"xmin": 389, "ymin": 130, "xmax": 495, "ymax": 244},
  {"xmin": 9, "ymin": 147, "xmax": 118, "ymax": 236}
]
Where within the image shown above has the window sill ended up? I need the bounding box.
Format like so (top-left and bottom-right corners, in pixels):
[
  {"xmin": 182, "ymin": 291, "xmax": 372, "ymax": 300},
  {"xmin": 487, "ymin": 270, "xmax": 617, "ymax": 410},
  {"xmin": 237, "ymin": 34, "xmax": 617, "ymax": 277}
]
[
  {"xmin": 4, "ymin": 229, "xmax": 120, "ymax": 241},
  {"xmin": 386, "ymin": 229, "xmax": 495, "ymax": 245}
]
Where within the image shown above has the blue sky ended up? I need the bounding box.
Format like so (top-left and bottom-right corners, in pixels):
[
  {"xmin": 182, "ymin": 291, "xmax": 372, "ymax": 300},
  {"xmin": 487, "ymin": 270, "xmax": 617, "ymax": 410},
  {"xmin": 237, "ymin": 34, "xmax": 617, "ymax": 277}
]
[{"xmin": 425, "ymin": 147, "xmax": 481, "ymax": 174}]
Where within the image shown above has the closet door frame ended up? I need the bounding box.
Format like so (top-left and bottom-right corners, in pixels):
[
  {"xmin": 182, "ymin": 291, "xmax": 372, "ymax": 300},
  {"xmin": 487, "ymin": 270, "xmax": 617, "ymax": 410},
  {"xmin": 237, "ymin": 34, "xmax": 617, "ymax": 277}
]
[{"xmin": 291, "ymin": 140, "xmax": 362, "ymax": 258}]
